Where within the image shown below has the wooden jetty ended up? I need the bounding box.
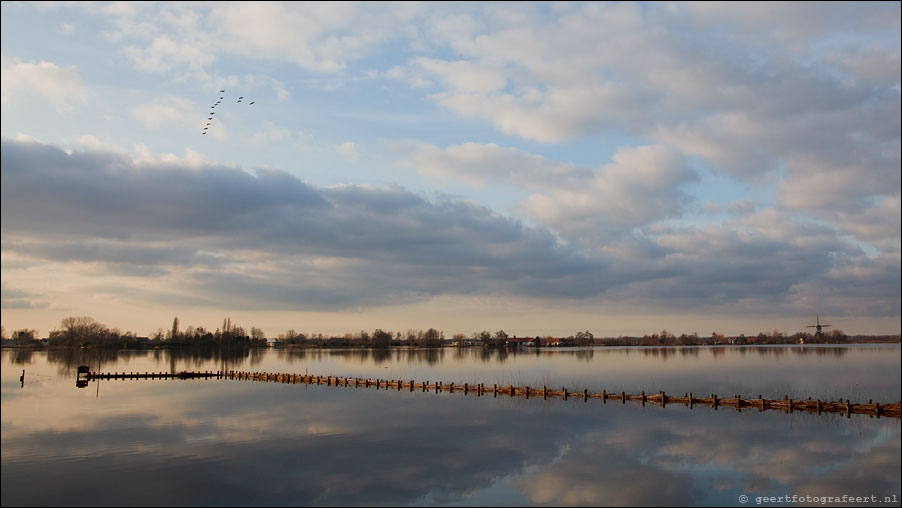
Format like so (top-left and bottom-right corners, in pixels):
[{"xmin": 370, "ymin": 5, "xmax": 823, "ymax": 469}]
[{"xmin": 75, "ymin": 367, "xmax": 901, "ymax": 420}]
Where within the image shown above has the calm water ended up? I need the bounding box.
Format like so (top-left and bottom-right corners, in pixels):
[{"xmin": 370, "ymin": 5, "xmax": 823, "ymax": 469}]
[{"xmin": 2, "ymin": 345, "xmax": 900, "ymax": 507}]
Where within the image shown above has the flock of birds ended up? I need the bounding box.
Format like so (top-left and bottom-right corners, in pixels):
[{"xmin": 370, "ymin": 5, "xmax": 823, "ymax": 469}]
[{"xmin": 202, "ymin": 89, "xmax": 255, "ymax": 135}]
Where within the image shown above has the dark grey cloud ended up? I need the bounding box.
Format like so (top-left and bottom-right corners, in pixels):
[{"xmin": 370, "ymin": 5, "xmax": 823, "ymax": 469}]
[
  {"xmin": 1, "ymin": 138, "xmax": 605, "ymax": 309},
  {"xmin": 0, "ymin": 284, "xmax": 49, "ymax": 310},
  {"xmin": 2, "ymin": 138, "xmax": 897, "ymax": 318},
  {"xmin": 0, "ymin": 139, "xmax": 329, "ymax": 240}
]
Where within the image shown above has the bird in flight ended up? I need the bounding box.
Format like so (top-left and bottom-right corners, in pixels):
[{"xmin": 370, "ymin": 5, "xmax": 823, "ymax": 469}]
[
  {"xmin": 249, "ymin": 101, "xmax": 255, "ymax": 105},
  {"xmin": 219, "ymin": 90, "xmax": 225, "ymax": 93}
]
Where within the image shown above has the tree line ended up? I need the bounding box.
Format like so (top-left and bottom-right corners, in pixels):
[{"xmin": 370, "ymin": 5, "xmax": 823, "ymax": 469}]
[{"xmin": 1, "ymin": 318, "xmax": 897, "ymax": 350}]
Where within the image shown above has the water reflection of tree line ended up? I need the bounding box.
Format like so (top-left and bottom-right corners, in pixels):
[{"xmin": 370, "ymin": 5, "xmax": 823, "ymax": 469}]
[
  {"xmin": 272, "ymin": 347, "xmax": 566, "ymax": 366},
  {"xmin": 22, "ymin": 343, "xmax": 854, "ymax": 375},
  {"xmin": 636, "ymin": 347, "xmax": 848, "ymax": 359},
  {"xmin": 41, "ymin": 346, "xmax": 265, "ymax": 375}
]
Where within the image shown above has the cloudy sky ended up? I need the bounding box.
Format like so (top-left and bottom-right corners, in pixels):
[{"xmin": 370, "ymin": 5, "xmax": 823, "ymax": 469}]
[{"xmin": 2, "ymin": 1, "xmax": 900, "ymax": 338}]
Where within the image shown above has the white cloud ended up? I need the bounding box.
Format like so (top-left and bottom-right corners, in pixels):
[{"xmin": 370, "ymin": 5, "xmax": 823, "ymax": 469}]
[
  {"xmin": 100, "ymin": 3, "xmax": 425, "ymax": 78},
  {"xmin": 128, "ymin": 96, "xmax": 199, "ymax": 129},
  {"xmin": 400, "ymin": 141, "xmax": 590, "ymax": 188},
  {"xmin": 334, "ymin": 141, "xmax": 359, "ymax": 161},
  {"xmin": 518, "ymin": 145, "xmax": 697, "ymax": 239},
  {"xmin": 0, "ymin": 54, "xmax": 88, "ymax": 114}
]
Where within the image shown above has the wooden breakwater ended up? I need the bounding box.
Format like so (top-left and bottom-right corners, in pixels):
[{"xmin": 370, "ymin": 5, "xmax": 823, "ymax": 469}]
[{"xmin": 76, "ymin": 367, "xmax": 901, "ymax": 420}]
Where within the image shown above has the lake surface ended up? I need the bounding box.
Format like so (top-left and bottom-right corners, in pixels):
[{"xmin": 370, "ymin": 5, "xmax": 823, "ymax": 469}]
[{"xmin": 2, "ymin": 345, "xmax": 900, "ymax": 506}]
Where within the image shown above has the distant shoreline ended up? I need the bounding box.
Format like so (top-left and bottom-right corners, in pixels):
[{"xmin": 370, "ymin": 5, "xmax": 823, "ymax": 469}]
[{"xmin": 2, "ymin": 337, "xmax": 899, "ymax": 351}]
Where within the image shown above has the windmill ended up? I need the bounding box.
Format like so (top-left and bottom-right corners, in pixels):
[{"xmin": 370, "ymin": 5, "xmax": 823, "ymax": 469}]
[{"xmin": 806, "ymin": 314, "xmax": 831, "ymax": 337}]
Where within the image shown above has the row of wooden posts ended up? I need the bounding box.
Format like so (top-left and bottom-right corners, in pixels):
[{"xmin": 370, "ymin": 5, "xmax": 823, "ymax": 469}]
[{"xmin": 79, "ymin": 369, "xmax": 901, "ymax": 419}]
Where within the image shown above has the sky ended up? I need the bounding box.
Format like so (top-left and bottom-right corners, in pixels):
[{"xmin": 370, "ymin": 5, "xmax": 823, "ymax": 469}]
[{"xmin": 1, "ymin": 1, "xmax": 900, "ymax": 339}]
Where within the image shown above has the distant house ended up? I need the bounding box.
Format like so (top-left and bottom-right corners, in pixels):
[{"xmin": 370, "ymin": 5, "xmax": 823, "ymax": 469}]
[
  {"xmin": 548, "ymin": 337, "xmax": 578, "ymax": 347},
  {"xmin": 506, "ymin": 336, "xmax": 540, "ymax": 348}
]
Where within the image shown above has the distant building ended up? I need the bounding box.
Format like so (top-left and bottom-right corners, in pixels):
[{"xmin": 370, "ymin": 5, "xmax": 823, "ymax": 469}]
[{"xmin": 505, "ymin": 336, "xmax": 539, "ymax": 348}]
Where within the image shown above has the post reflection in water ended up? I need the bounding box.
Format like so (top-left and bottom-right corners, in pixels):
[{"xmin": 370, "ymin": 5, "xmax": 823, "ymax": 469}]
[{"xmin": 1, "ymin": 346, "xmax": 900, "ymax": 507}]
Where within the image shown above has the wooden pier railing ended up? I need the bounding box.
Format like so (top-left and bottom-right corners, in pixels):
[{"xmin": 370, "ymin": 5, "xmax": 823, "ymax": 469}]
[{"xmin": 75, "ymin": 367, "xmax": 901, "ymax": 420}]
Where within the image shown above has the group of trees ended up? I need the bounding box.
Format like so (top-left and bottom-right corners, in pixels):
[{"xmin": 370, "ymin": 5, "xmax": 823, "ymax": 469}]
[
  {"xmin": 272, "ymin": 328, "xmax": 444, "ymax": 348},
  {"xmin": 153, "ymin": 317, "xmax": 268, "ymax": 348},
  {"xmin": 606, "ymin": 329, "xmax": 851, "ymax": 346},
  {"xmin": 39, "ymin": 316, "xmax": 146, "ymax": 349}
]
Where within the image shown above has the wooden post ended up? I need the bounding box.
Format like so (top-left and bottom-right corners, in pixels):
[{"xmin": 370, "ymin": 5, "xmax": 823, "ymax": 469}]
[
  {"xmin": 525, "ymin": 386, "xmax": 530, "ymax": 399},
  {"xmin": 689, "ymin": 392, "xmax": 693, "ymax": 409},
  {"xmin": 712, "ymin": 394, "xmax": 717, "ymax": 410},
  {"xmin": 602, "ymin": 389, "xmax": 607, "ymax": 404},
  {"xmin": 735, "ymin": 394, "xmax": 741, "ymax": 412},
  {"xmin": 510, "ymin": 385, "xmax": 514, "ymax": 397},
  {"xmin": 464, "ymin": 383, "xmax": 468, "ymax": 394},
  {"xmin": 621, "ymin": 391, "xmax": 625, "ymax": 404},
  {"xmin": 543, "ymin": 385, "xmax": 547, "ymax": 400},
  {"xmin": 584, "ymin": 389, "xmax": 588, "ymax": 402},
  {"xmin": 641, "ymin": 391, "xmax": 645, "ymax": 407},
  {"xmin": 494, "ymin": 384, "xmax": 497, "ymax": 397},
  {"xmin": 660, "ymin": 391, "xmax": 665, "ymax": 408},
  {"xmin": 563, "ymin": 388, "xmax": 568, "ymax": 400}
]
